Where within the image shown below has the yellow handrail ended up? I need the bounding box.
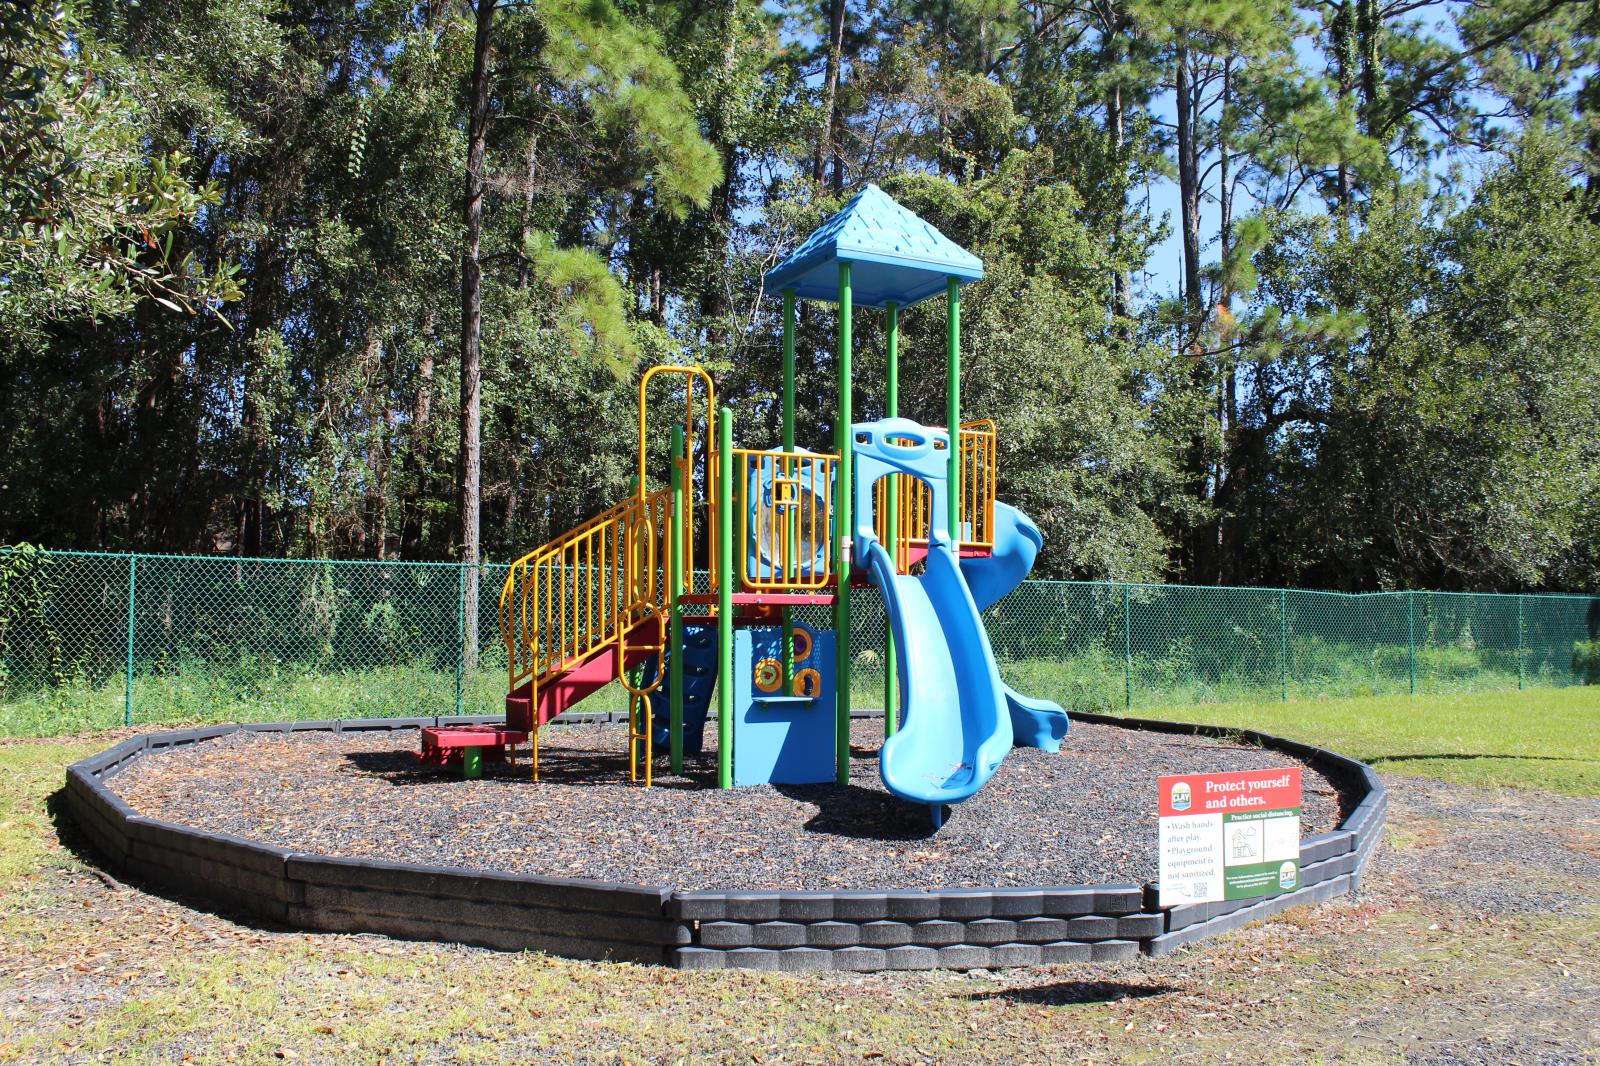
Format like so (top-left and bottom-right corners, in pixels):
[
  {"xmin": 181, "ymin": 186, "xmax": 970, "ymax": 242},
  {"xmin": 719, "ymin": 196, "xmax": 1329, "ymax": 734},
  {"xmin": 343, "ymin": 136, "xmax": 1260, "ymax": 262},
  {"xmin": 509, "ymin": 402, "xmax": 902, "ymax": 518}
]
[
  {"xmin": 498, "ymin": 488, "xmax": 671, "ymax": 698},
  {"xmin": 638, "ymin": 365, "xmax": 715, "ymax": 588},
  {"xmin": 733, "ymin": 448, "xmax": 839, "ymax": 591}
]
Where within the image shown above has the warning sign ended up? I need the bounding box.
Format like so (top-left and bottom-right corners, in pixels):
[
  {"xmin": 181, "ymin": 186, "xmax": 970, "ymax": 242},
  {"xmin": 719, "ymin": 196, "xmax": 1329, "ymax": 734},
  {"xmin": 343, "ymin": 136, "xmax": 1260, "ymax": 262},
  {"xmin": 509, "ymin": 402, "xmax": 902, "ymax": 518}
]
[{"xmin": 1158, "ymin": 768, "xmax": 1301, "ymax": 908}]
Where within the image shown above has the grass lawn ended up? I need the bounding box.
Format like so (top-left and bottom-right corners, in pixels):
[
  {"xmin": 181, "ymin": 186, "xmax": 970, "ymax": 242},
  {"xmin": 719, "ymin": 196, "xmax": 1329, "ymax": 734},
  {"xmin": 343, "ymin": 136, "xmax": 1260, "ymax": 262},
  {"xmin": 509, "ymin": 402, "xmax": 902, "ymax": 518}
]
[{"xmin": 1133, "ymin": 687, "xmax": 1600, "ymax": 797}]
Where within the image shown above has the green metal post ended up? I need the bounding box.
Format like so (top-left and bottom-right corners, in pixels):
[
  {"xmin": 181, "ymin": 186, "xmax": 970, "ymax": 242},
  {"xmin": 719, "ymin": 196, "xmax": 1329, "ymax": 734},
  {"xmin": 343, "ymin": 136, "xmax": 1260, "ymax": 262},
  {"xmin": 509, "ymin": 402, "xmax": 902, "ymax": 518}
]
[
  {"xmin": 946, "ymin": 278, "xmax": 961, "ymax": 547},
  {"xmin": 717, "ymin": 407, "xmax": 735, "ymax": 789},
  {"xmin": 669, "ymin": 425, "xmax": 686, "ymax": 773},
  {"xmin": 783, "ymin": 288, "xmax": 797, "ymax": 450},
  {"xmin": 835, "ymin": 261, "xmax": 854, "ymax": 785},
  {"xmin": 1123, "ymin": 584, "xmax": 1132, "ymax": 711},
  {"xmin": 124, "ymin": 555, "xmax": 136, "ymax": 727},
  {"xmin": 1280, "ymin": 588, "xmax": 1289, "ymax": 701},
  {"xmin": 1517, "ymin": 594, "xmax": 1525, "ymax": 690},
  {"xmin": 456, "ymin": 563, "xmax": 466, "ymax": 716},
  {"xmin": 883, "ymin": 301, "xmax": 899, "ymax": 737},
  {"xmin": 1408, "ymin": 592, "xmax": 1417, "ymax": 696},
  {"xmin": 782, "ymin": 288, "xmax": 797, "ymax": 688}
]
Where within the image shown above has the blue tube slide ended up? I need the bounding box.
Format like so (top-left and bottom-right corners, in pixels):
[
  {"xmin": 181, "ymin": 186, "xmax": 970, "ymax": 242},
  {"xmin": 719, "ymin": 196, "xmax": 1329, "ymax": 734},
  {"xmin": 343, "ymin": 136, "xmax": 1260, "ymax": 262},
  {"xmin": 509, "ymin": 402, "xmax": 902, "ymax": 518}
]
[
  {"xmin": 959, "ymin": 501, "xmax": 1071, "ymax": 753},
  {"xmin": 850, "ymin": 419, "xmax": 1012, "ymax": 825}
]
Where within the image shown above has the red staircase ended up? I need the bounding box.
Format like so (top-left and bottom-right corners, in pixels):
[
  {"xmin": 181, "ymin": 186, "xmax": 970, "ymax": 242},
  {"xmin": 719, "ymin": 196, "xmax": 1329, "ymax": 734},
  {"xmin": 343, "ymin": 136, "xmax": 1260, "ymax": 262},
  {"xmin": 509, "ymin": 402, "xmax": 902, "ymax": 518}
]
[
  {"xmin": 504, "ymin": 618, "xmax": 659, "ymax": 732},
  {"xmin": 497, "ymin": 490, "xmax": 671, "ymax": 775}
]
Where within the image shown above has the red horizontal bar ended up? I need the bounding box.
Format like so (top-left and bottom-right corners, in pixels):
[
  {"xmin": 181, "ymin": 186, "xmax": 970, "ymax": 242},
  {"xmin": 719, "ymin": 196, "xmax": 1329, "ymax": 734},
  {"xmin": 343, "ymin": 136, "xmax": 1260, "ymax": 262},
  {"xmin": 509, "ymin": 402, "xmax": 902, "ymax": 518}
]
[{"xmin": 680, "ymin": 592, "xmax": 840, "ymax": 606}]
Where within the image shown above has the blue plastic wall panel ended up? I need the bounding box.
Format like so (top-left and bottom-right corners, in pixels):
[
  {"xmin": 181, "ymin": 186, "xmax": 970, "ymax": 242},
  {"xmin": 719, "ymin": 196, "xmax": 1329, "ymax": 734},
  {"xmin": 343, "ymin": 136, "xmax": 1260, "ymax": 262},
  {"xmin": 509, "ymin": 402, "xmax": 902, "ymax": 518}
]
[
  {"xmin": 763, "ymin": 185, "xmax": 984, "ymax": 308},
  {"xmin": 732, "ymin": 627, "xmax": 837, "ymax": 787},
  {"xmin": 644, "ymin": 624, "xmax": 718, "ymax": 756}
]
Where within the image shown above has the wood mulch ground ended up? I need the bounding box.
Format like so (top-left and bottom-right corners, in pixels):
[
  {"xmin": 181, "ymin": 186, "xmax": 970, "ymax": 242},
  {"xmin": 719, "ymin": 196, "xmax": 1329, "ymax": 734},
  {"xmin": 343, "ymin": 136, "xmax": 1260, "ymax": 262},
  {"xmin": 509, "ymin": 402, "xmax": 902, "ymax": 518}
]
[{"xmin": 109, "ymin": 719, "xmax": 1345, "ymax": 891}]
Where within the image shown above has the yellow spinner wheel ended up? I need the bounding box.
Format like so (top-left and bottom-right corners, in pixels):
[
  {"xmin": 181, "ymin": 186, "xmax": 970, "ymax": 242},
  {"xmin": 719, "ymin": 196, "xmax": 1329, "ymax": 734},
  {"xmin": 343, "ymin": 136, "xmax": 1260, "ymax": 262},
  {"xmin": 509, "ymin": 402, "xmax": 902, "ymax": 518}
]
[{"xmin": 754, "ymin": 657, "xmax": 784, "ymax": 693}]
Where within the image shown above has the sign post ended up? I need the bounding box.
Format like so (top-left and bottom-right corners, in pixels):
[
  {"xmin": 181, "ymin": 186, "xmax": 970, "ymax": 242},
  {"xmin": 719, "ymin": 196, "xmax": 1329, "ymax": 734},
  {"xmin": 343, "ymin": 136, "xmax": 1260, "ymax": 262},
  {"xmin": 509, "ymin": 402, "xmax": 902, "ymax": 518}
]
[{"xmin": 1158, "ymin": 768, "xmax": 1302, "ymax": 908}]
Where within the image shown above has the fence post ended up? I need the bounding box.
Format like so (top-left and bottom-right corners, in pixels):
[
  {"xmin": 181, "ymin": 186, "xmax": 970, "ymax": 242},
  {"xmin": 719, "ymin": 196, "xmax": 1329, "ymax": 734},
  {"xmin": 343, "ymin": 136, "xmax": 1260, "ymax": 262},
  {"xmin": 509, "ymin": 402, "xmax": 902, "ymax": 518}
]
[
  {"xmin": 1407, "ymin": 592, "xmax": 1417, "ymax": 696},
  {"xmin": 1517, "ymin": 594, "xmax": 1525, "ymax": 690},
  {"xmin": 1122, "ymin": 584, "xmax": 1132, "ymax": 711},
  {"xmin": 124, "ymin": 555, "xmax": 137, "ymax": 727},
  {"xmin": 455, "ymin": 564, "xmax": 466, "ymax": 717},
  {"xmin": 1280, "ymin": 588, "xmax": 1288, "ymax": 702}
]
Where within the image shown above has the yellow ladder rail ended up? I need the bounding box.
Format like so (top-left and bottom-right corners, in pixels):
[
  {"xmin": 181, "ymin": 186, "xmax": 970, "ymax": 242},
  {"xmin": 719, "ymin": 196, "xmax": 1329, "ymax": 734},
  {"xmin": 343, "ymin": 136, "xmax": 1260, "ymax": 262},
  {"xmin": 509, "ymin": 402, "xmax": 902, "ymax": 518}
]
[{"xmin": 498, "ymin": 488, "xmax": 671, "ymax": 726}]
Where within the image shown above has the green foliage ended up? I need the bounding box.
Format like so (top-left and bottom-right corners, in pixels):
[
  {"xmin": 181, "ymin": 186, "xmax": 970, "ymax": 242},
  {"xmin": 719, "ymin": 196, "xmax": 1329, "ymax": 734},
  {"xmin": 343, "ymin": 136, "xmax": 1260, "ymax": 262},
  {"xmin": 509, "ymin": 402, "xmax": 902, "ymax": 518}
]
[
  {"xmin": 0, "ymin": 0, "xmax": 241, "ymax": 342},
  {"xmin": 0, "ymin": 0, "xmax": 1593, "ymax": 600},
  {"xmin": 0, "ymin": 544, "xmax": 65, "ymax": 693},
  {"xmin": 1574, "ymin": 640, "xmax": 1600, "ymax": 684},
  {"xmin": 1236, "ymin": 136, "xmax": 1600, "ymax": 589},
  {"xmin": 537, "ymin": 0, "xmax": 719, "ymax": 216},
  {"xmin": 522, "ymin": 231, "xmax": 641, "ymax": 370}
]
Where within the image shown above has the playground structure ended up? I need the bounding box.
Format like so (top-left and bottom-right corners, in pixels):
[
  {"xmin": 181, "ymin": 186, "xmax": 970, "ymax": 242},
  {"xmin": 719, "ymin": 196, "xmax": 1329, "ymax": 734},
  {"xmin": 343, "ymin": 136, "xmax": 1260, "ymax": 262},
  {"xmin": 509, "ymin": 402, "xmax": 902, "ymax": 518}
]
[{"xmin": 489, "ymin": 185, "xmax": 1071, "ymax": 825}]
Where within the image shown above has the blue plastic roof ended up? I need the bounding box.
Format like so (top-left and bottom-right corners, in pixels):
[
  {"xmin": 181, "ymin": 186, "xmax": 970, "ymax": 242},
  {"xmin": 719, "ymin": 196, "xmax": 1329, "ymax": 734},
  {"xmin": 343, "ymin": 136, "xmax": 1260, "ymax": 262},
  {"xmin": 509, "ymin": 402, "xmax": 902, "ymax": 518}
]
[{"xmin": 764, "ymin": 184, "xmax": 984, "ymax": 308}]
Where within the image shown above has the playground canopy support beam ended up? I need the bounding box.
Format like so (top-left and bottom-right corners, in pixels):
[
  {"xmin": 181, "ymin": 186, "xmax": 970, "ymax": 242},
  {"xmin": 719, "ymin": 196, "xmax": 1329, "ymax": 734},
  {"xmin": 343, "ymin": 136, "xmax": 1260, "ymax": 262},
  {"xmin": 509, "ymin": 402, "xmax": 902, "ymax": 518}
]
[
  {"xmin": 717, "ymin": 407, "xmax": 734, "ymax": 789},
  {"xmin": 835, "ymin": 261, "xmax": 853, "ymax": 785},
  {"xmin": 883, "ymin": 300, "xmax": 899, "ymax": 737},
  {"xmin": 946, "ymin": 277, "xmax": 960, "ymax": 549},
  {"xmin": 782, "ymin": 288, "xmax": 797, "ymax": 690}
]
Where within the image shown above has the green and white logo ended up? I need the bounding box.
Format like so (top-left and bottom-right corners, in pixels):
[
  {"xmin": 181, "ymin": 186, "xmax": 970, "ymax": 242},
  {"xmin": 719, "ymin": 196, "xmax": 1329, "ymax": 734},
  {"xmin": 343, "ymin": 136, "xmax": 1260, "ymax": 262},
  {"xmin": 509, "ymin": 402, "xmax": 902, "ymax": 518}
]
[
  {"xmin": 1278, "ymin": 861, "xmax": 1297, "ymax": 889},
  {"xmin": 1171, "ymin": 781, "xmax": 1191, "ymax": 812}
]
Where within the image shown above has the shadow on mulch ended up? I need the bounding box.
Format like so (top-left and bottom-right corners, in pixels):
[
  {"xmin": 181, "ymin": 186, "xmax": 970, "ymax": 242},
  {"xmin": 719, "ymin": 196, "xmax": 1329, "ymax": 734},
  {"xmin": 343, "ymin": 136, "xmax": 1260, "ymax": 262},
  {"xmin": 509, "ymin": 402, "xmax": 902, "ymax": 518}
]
[
  {"xmin": 967, "ymin": 981, "xmax": 1177, "ymax": 1006},
  {"xmin": 773, "ymin": 781, "xmax": 936, "ymax": 841},
  {"xmin": 338, "ymin": 748, "xmax": 719, "ymax": 790}
]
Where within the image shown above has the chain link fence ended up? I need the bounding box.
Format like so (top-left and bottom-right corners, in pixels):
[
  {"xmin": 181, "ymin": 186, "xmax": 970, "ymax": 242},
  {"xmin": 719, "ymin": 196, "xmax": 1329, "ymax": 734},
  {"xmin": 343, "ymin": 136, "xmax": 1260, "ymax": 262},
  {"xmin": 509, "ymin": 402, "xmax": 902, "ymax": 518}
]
[{"xmin": 3, "ymin": 547, "xmax": 1596, "ymax": 736}]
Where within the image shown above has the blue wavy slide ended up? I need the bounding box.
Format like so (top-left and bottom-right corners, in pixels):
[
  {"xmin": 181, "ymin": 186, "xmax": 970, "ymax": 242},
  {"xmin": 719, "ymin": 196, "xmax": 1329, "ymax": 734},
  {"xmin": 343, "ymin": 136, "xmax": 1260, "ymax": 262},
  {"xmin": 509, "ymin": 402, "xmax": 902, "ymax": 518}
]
[
  {"xmin": 850, "ymin": 419, "xmax": 1068, "ymax": 827},
  {"xmin": 960, "ymin": 502, "xmax": 1071, "ymax": 753}
]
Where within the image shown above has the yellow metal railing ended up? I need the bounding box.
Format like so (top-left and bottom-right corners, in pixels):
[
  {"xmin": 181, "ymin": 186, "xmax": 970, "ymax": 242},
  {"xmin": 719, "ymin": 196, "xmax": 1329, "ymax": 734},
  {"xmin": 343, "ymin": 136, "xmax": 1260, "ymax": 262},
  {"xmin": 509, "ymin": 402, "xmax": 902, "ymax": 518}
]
[
  {"xmin": 733, "ymin": 448, "xmax": 839, "ymax": 591},
  {"xmin": 874, "ymin": 420, "xmax": 996, "ymax": 570},
  {"xmin": 499, "ymin": 488, "xmax": 670, "ymax": 698},
  {"xmin": 638, "ymin": 365, "xmax": 715, "ymax": 590}
]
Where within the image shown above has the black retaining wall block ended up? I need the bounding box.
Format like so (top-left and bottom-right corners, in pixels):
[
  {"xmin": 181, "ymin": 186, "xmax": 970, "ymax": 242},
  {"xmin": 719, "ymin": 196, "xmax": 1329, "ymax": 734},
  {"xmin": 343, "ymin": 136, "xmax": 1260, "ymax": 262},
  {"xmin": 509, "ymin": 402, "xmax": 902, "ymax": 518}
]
[
  {"xmin": 1300, "ymin": 830, "xmax": 1355, "ymax": 866},
  {"xmin": 285, "ymin": 854, "xmax": 672, "ymax": 919},
  {"xmin": 340, "ymin": 717, "xmax": 434, "ymax": 732},
  {"xmin": 242, "ymin": 719, "xmax": 340, "ymax": 734},
  {"xmin": 72, "ymin": 737, "xmax": 148, "ymax": 777},
  {"xmin": 434, "ymin": 714, "xmax": 508, "ymax": 728},
  {"xmin": 1144, "ymin": 875, "xmax": 1351, "ymax": 956},
  {"xmin": 63, "ymin": 712, "xmax": 1385, "ymax": 972}
]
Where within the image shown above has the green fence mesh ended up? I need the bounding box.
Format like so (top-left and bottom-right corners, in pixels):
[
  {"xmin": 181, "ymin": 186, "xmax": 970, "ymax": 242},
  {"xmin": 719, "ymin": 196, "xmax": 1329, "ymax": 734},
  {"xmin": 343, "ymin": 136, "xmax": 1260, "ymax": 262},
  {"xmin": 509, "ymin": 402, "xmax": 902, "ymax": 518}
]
[{"xmin": 1, "ymin": 548, "xmax": 1595, "ymax": 735}]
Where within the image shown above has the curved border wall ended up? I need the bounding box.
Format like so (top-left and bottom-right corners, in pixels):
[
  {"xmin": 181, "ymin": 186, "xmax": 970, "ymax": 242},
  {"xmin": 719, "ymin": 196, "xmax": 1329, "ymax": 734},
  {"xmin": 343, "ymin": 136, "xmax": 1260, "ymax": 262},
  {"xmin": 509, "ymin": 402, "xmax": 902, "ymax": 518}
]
[{"xmin": 62, "ymin": 712, "xmax": 1386, "ymax": 971}]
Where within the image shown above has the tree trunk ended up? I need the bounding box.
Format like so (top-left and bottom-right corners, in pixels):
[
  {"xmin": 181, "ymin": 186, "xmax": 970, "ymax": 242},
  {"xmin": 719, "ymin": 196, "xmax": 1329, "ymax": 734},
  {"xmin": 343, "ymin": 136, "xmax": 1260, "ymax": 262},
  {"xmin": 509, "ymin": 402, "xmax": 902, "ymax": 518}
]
[
  {"xmin": 813, "ymin": 0, "xmax": 846, "ymax": 186},
  {"xmin": 459, "ymin": 0, "xmax": 495, "ymax": 669},
  {"xmin": 1175, "ymin": 46, "xmax": 1203, "ymax": 339},
  {"xmin": 1330, "ymin": 0, "xmax": 1356, "ymax": 215},
  {"xmin": 1096, "ymin": 0, "xmax": 1134, "ymax": 320},
  {"xmin": 1356, "ymin": 0, "xmax": 1381, "ymax": 135},
  {"xmin": 516, "ymin": 128, "xmax": 539, "ymax": 289},
  {"xmin": 1214, "ymin": 57, "xmax": 1237, "ymax": 584},
  {"xmin": 1107, "ymin": 72, "xmax": 1130, "ymax": 319},
  {"xmin": 1583, "ymin": 75, "xmax": 1600, "ymax": 200},
  {"xmin": 400, "ymin": 315, "xmax": 435, "ymax": 559},
  {"xmin": 700, "ymin": 0, "xmax": 742, "ymax": 349}
]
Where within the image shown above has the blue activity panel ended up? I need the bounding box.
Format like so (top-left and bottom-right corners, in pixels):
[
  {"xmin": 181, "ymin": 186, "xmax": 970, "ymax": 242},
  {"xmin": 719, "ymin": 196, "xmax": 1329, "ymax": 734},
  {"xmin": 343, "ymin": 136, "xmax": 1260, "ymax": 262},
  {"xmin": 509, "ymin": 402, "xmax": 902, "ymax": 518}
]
[
  {"xmin": 742, "ymin": 450, "xmax": 832, "ymax": 582},
  {"xmin": 732, "ymin": 626, "xmax": 836, "ymax": 787}
]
